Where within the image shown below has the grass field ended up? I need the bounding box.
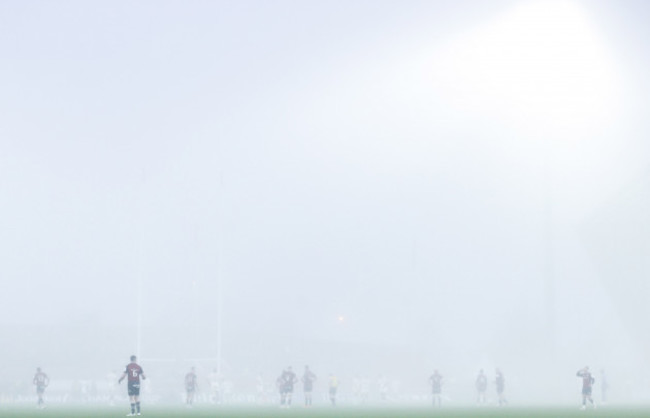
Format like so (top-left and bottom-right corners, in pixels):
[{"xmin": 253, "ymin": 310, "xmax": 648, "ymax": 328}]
[{"xmin": 0, "ymin": 405, "xmax": 646, "ymax": 418}]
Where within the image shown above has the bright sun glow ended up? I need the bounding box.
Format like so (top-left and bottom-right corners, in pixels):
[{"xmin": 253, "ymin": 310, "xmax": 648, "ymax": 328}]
[{"xmin": 431, "ymin": 0, "xmax": 619, "ymax": 137}]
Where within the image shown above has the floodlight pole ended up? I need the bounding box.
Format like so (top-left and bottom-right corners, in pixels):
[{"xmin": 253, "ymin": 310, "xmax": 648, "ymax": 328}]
[
  {"xmin": 136, "ymin": 166, "xmax": 146, "ymax": 360},
  {"xmin": 137, "ymin": 272, "xmax": 143, "ymax": 359}
]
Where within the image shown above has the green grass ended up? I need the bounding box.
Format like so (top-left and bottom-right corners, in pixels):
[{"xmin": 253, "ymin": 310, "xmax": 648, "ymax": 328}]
[{"xmin": 0, "ymin": 405, "xmax": 648, "ymax": 418}]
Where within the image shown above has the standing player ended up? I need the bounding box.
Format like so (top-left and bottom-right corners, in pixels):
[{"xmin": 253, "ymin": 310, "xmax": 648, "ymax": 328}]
[
  {"xmin": 328, "ymin": 374, "xmax": 339, "ymax": 406},
  {"xmin": 475, "ymin": 369, "xmax": 487, "ymax": 405},
  {"xmin": 495, "ymin": 368, "xmax": 507, "ymax": 406},
  {"xmin": 33, "ymin": 367, "xmax": 49, "ymax": 409},
  {"xmin": 429, "ymin": 369, "xmax": 443, "ymax": 407},
  {"xmin": 301, "ymin": 365, "xmax": 317, "ymax": 407},
  {"xmin": 576, "ymin": 366, "xmax": 596, "ymax": 410},
  {"xmin": 118, "ymin": 355, "xmax": 146, "ymax": 416},
  {"xmin": 279, "ymin": 366, "xmax": 298, "ymax": 408},
  {"xmin": 185, "ymin": 367, "xmax": 198, "ymax": 407}
]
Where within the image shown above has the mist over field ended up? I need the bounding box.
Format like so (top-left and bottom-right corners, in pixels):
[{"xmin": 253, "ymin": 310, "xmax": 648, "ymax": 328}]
[{"xmin": 2, "ymin": 0, "xmax": 650, "ymax": 408}]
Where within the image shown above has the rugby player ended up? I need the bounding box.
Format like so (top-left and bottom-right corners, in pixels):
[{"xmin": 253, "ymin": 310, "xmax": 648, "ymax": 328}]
[
  {"xmin": 185, "ymin": 367, "xmax": 198, "ymax": 407},
  {"xmin": 301, "ymin": 365, "xmax": 317, "ymax": 407},
  {"xmin": 475, "ymin": 369, "xmax": 487, "ymax": 405},
  {"xmin": 279, "ymin": 367, "xmax": 297, "ymax": 408},
  {"xmin": 33, "ymin": 367, "xmax": 49, "ymax": 409},
  {"xmin": 429, "ymin": 369, "xmax": 443, "ymax": 407},
  {"xmin": 118, "ymin": 355, "xmax": 146, "ymax": 416},
  {"xmin": 576, "ymin": 366, "xmax": 596, "ymax": 410},
  {"xmin": 328, "ymin": 374, "xmax": 339, "ymax": 406},
  {"xmin": 495, "ymin": 368, "xmax": 507, "ymax": 406}
]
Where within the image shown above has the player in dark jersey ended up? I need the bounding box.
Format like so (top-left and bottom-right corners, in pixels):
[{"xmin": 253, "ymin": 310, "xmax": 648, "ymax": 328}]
[
  {"xmin": 118, "ymin": 355, "xmax": 146, "ymax": 416},
  {"xmin": 301, "ymin": 365, "xmax": 317, "ymax": 407},
  {"xmin": 429, "ymin": 369, "xmax": 443, "ymax": 407},
  {"xmin": 495, "ymin": 368, "xmax": 507, "ymax": 406},
  {"xmin": 33, "ymin": 367, "xmax": 49, "ymax": 409},
  {"xmin": 475, "ymin": 369, "xmax": 487, "ymax": 405},
  {"xmin": 185, "ymin": 367, "xmax": 198, "ymax": 407},
  {"xmin": 576, "ymin": 366, "xmax": 595, "ymax": 410},
  {"xmin": 278, "ymin": 367, "xmax": 298, "ymax": 408}
]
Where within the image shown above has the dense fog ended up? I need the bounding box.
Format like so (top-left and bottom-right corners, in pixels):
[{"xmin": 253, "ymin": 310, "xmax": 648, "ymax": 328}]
[{"xmin": 2, "ymin": 0, "xmax": 650, "ymax": 408}]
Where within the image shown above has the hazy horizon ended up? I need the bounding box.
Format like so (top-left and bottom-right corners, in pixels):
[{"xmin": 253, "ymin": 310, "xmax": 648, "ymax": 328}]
[{"xmin": 2, "ymin": 0, "xmax": 650, "ymax": 407}]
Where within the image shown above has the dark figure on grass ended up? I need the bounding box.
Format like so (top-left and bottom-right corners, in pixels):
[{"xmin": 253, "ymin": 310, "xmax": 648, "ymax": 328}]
[
  {"xmin": 495, "ymin": 368, "xmax": 507, "ymax": 406},
  {"xmin": 475, "ymin": 369, "xmax": 488, "ymax": 405},
  {"xmin": 278, "ymin": 366, "xmax": 298, "ymax": 408},
  {"xmin": 577, "ymin": 366, "xmax": 596, "ymax": 410},
  {"xmin": 429, "ymin": 369, "xmax": 443, "ymax": 407},
  {"xmin": 185, "ymin": 367, "xmax": 198, "ymax": 407},
  {"xmin": 302, "ymin": 365, "xmax": 317, "ymax": 407},
  {"xmin": 33, "ymin": 367, "xmax": 50, "ymax": 409},
  {"xmin": 119, "ymin": 355, "xmax": 146, "ymax": 416}
]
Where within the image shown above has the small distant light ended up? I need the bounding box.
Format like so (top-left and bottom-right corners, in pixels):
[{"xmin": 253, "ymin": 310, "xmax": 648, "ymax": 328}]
[{"xmin": 338, "ymin": 316, "xmax": 345, "ymax": 322}]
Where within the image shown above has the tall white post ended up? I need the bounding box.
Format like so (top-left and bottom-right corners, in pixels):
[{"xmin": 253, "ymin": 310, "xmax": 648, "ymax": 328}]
[
  {"xmin": 216, "ymin": 170, "xmax": 224, "ymax": 376},
  {"xmin": 136, "ymin": 272, "xmax": 143, "ymax": 359}
]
